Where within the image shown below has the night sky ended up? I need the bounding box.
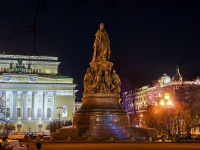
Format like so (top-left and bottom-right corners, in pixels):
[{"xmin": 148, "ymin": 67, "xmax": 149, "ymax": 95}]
[{"xmin": 0, "ymin": 0, "xmax": 200, "ymax": 101}]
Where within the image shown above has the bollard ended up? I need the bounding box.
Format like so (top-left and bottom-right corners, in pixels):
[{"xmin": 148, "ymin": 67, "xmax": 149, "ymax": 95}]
[
  {"xmin": 67, "ymin": 136, "xmax": 71, "ymax": 142},
  {"xmin": 36, "ymin": 142, "xmax": 42, "ymax": 150},
  {"xmin": 36, "ymin": 134, "xmax": 41, "ymax": 142},
  {"xmin": 130, "ymin": 136, "xmax": 135, "ymax": 142},
  {"xmin": 149, "ymin": 136, "xmax": 152, "ymax": 142},
  {"xmin": 50, "ymin": 135, "xmax": 54, "ymax": 142},
  {"xmin": 110, "ymin": 136, "xmax": 114, "ymax": 142},
  {"xmin": 88, "ymin": 136, "xmax": 93, "ymax": 142},
  {"xmin": 28, "ymin": 135, "xmax": 32, "ymax": 141},
  {"xmin": 162, "ymin": 136, "xmax": 166, "ymax": 142}
]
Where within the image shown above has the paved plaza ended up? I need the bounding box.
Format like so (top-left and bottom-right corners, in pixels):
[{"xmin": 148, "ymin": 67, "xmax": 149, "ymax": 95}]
[{"xmin": 21, "ymin": 142, "xmax": 200, "ymax": 150}]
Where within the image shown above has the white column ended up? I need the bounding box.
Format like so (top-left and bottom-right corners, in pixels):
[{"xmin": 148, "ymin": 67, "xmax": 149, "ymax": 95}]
[
  {"xmin": 30, "ymin": 91, "xmax": 33, "ymax": 118},
  {"xmin": 43, "ymin": 92, "xmax": 47, "ymax": 118},
  {"xmin": 33, "ymin": 91, "xmax": 38, "ymax": 118},
  {"xmin": 41, "ymin": 91, "xmax": 44, "ymax": 118},
  {"xmin": 53, "ymin": 91, "xmax": 56, "ymax": 119},
  {"xmin": 23, "ymin": 91, "xmax": 27, "ymax": 119},
  {"xmin": 12, "ymin": 91, "xmax": 17, "ymax": 119}
]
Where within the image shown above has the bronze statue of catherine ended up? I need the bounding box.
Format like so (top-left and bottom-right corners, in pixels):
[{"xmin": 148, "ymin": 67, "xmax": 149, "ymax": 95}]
[{"xmin": 92, "ymin": 23, "xmax": 111, "ymax": 62}]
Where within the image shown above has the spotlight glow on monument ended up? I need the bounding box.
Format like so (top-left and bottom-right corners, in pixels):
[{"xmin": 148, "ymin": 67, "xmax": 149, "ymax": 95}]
[
  {"xmin": 52, "ymin": 23, "xmax": 150, "ymax": 141},
  {"xmin": 73, "ymin": 23, "xmax": 130, "ymax": 139}
]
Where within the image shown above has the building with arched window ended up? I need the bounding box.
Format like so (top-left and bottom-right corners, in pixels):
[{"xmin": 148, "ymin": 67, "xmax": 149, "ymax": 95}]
[{"xmin": 0, "ymin": 54, "xmax": 78, "ymax": 134}]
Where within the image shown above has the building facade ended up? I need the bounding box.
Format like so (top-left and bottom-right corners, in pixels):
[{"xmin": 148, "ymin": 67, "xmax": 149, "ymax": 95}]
[
  {"xmin": 0, "ymin": 54, "xmax": 78, "ymax": 134},
  {"xmin": 125, "ymin": 67, "xmax": 200, "ymax": 134}
]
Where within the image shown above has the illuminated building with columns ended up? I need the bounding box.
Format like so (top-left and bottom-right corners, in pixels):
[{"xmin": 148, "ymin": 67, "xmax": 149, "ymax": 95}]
[{"xmin": 0, "ymin": 54, "xmax": 78, "ymax": 134}]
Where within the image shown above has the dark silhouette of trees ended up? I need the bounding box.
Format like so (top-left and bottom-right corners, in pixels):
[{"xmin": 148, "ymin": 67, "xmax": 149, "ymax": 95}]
[{"xmin": 46, "ymin": 119, "xmax": 72, "ymax": 133}]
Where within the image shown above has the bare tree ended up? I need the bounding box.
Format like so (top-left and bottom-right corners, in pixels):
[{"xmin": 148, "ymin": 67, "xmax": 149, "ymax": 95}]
[
  {"xmin": 3, "ymin": 122, "xmax": 16, "ymax": 135},
  {"xmin": 46, "ymin": 119, "xmax": 72, "ymax": 133},
  {"xmin": 143, "ymin": 100, "xmax": 190, "ymax": 140},
  {"xmin": 0, "ymin": 0, "xmax": 145, "ymax": 55},
  {"xmin": 46, "ymin": 120, "xmax": 60, "ymax": 133},
  {"xmin": 174, "ymin": 84, "xmax": 200, "ymax": 138}
]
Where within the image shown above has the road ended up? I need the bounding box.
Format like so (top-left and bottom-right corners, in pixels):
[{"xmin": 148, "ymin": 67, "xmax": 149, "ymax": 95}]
[{"xmin": 21, "ymin": 142, "xmax": 200, "ymax": 150}]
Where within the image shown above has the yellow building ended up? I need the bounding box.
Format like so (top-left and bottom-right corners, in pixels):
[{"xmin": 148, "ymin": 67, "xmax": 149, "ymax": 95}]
[{"xmin": 0, "ymin": 54, "xmax": 77, "ymax": 134}]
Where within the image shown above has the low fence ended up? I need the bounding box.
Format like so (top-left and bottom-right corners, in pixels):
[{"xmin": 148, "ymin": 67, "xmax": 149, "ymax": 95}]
[{"xmin": 50, "ymin": 134, "xmax": 149, "ymax": 143}]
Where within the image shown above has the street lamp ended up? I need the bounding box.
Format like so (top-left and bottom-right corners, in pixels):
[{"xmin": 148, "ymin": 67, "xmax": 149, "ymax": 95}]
[
  {"xmin": 160, "ymin": 93, "xmax": 172, "ymax": 140},
  {"xmin": 56, "ymin": 106, "xmax": 63, "ymax": 128}
]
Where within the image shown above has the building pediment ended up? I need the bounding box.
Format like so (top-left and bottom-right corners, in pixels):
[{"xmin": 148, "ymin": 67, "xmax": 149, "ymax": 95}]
[
  {"xmin": 1, "ymin": 73, "xmax": 74, "ymax": 83},
  {"xmin": 2, "ymin": 73, "xmax": 38, "ymax": 83}
]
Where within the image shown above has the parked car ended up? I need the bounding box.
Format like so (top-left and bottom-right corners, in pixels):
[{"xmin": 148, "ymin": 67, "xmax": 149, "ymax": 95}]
[
  {"xmin": 195, "ymin": 135, "xmax": 200, "ymax": 140},
  {"xmin": 0, "ymin": 139, "xmax": 28, "ymax": 150}
]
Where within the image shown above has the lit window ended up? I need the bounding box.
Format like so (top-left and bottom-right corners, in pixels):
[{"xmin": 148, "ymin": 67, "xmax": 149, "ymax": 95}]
[
  {"xmin": 37, "ymin": 108, "xmax": 41, "ymax": 117},
  {"xmin": 6, "ymin": 108, "xmax": 10, "ymax": 117},
  {"xmin": 6, "ymin": 98, "xmax": 10, "ymax": 102},
  {"xmin": 18, "ymin": 98, "xmax": 21, "ymax": 102},
  {"xmin": 27, "ymin": 108, "xmax": 31, "ymax": 117},
  {"xmin": 17, "ymin": 108, "xmax": 21, "ymax": 117},
  {"xmin": 47, "ymin": 108, "xmax": 51, "ymax": 118},
  {"xmin": 28, "ymin": 98, "xmax": 31, "ymax": 102},
  {"xmin": 47, "ymin": 97, "xmax": 51, "ymax": 102}
]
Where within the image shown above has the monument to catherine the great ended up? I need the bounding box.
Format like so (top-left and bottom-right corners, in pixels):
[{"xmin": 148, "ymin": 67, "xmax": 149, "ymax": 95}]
[
  {"xmin": 73, "ymin": 23, "xmax": 130, "ymax": 139},
  {"xmin": 53, "ymin": 23, "xmax": 155, "ymax": 141}
]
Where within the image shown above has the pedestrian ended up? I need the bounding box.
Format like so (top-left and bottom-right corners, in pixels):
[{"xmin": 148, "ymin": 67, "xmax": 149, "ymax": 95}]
[{"xmin": 36, "ymin": 142, "xmax": 42, "ymax": 150}]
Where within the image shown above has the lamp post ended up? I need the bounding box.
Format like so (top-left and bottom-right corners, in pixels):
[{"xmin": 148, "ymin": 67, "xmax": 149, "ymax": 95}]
[
  {"xmin": 160, "ymin": 93, "xmax": 172, "ymax": 140},
  {"xmin": 56, "ymin": 107, "xmax": 63, "ymax": 128}
]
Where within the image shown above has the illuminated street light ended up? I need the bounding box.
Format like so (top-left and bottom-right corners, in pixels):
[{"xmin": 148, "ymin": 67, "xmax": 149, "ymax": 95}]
[
  {"xmin": 57, "ymin": 106, "xmax": 63, "ymax": 128},
  {"xmin": 160, "ymin": 93, "xmax": 172, "ymax": 140},
  {"xmin": 160, "ymin": 93, "xmax": 172, "ymax": 107}
]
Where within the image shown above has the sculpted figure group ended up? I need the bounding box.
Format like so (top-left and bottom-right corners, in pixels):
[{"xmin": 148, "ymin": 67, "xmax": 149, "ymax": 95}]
[
  {"xmin": 83, "ymin": 66, "xmax": 121, "ymax": 94},
  {"xmin": 9, "ymin": 60, "xmax": 32, "ymax": 73},
  {"xmin": 84, "ymin": 23, "xmax": 121, "ymax": 94}
]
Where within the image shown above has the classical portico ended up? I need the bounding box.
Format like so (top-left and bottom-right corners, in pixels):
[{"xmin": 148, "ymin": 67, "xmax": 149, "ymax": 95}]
[{"xmin": 0, "ymin": 54, "xmax": 77, "ymax": 134}]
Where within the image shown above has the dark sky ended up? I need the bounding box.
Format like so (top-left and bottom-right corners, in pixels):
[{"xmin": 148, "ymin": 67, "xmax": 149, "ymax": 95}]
[{"xmin": 0, "ymin": 0, "xmax": 200, "ymax": 101}]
